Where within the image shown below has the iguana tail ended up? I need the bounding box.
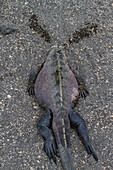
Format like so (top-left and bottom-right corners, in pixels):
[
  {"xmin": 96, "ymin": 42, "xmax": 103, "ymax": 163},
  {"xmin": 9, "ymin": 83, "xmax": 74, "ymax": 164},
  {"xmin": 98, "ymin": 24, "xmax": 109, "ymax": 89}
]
[
  {"xmin": 58, "ymin": 144, "xmax": 75, "ymax": 170},
  {"xmin": 53, "ymin": 117, "xmax": 75, "ymax": 170}
]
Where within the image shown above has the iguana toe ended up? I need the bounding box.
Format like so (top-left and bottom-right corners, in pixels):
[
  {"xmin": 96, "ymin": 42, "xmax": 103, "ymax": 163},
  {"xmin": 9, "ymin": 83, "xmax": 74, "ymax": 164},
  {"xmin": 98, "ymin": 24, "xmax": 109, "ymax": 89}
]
[
  {"xmin": 79, "ymin": 85, "xmax": 89, "ymax": 99},
  {"xmin": 43, "ymin": 138, "xmax": 57, "ymax": 164},
  {"xmin": 27, "ymin": 85, "xmax": 35, "ymax": 96},
  {"xmin": 85, "ymin": 141, "xmax": 98, "ymax": 162}
]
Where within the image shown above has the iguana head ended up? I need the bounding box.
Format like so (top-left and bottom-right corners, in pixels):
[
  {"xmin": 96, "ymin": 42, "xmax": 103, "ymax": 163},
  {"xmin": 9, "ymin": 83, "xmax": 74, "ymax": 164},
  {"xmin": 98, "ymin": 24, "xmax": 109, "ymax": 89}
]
[{"xmin": 47, "ymin": 45, "xmax": 66, "ymax": 61}]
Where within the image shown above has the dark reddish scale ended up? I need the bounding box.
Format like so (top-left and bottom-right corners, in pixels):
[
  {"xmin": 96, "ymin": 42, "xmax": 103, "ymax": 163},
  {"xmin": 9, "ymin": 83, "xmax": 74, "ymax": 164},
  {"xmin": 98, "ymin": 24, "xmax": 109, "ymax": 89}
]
[{"xmin": 35, "ymin": 50, "xmax": 79, "ymax": 112}]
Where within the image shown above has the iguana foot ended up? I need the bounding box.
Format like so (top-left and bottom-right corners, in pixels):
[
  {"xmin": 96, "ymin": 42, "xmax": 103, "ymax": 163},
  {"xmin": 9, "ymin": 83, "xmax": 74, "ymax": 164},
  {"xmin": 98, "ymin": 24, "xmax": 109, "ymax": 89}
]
[
  {"xmin": 84, "ymin": 139, "xmax": 98, "ymax": 162},
  {"xmin": 43, "ymin": 136, "xmax": 57, "ymax": 164},
  {"xmin": 27, "ymin": 70, "xmax": 37, "ymax": 96},
  {"xmin": 76, "ymin": 75, "xmax": 89, "ymax": 98},
  {"xmin": 78, "ymin": 83, "xmax": 89, "ymax": 99}
]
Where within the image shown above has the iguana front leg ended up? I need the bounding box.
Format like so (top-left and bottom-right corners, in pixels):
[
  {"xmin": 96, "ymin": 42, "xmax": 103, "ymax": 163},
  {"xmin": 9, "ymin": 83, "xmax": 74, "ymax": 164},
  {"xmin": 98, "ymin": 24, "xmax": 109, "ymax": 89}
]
[
  {"xmin": 38, "ymin": 109, "xmax": 57, "ymax": 164},
  {"xmin": 27, "ymin": 61, "xmax": 45, "ymax": 96},
  {"xmin": 71, "ymin": 68, "xmax": 89, "ymax": 98},
  {"xmin": 69, "ymin": 110, "xmax": 98, "ymax": 162},
  {"xmin": 75, "ymin": 74, "xmax": 89, "ymax": 98}
]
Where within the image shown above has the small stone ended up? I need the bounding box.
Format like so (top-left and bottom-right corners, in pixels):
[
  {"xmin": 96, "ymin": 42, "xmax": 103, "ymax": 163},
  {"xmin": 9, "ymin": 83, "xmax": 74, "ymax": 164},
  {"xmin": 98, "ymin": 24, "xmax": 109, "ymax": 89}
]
[
  {"xmin": 25, "ymin": 2, "xmax": 28, "ymax": 5},
  {"xmin": 7, "ymin": 95, "xmax": 11, "ymax": 99},
  {"xmin": 37, "ymin": 160, "xmax": 40, "ymax": 163},
  {"xmin": 110, "ymin": 115, "xmax": 113, "ymax": 118},
  {"xmin": 9, "ymin": 55, "xmax": 13, "ymax": 58},
  {"xmin": 33, "ymin": 106, "xmax": 38, "ymax": 109}
]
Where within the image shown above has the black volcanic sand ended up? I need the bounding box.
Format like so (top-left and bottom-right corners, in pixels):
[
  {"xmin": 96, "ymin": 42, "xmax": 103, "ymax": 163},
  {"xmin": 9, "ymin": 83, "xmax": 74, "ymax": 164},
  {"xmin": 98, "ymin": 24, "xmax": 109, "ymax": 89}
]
[{"xmin": 0, "ymin": 1, "xmax": 113, "ymax": 170}]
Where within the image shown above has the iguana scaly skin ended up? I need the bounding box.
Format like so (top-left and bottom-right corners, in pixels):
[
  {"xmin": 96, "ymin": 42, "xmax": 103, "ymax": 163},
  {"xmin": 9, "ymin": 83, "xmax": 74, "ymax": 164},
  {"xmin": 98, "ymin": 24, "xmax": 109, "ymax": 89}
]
[{"xmin": 27, "ymin": 46, "xmax": 98, "ymax": 170}]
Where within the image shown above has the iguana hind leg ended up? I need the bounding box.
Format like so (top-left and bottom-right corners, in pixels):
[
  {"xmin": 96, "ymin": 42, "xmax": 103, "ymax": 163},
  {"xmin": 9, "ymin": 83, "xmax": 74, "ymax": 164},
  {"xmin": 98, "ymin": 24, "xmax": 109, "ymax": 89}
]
[
  {"xmin": 69, "ymin": 110, "xmax": 98, "ymax": 162},
  {"xmin": 37, "ymin": 109, "xmax": 57, "ymax": 164}
]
